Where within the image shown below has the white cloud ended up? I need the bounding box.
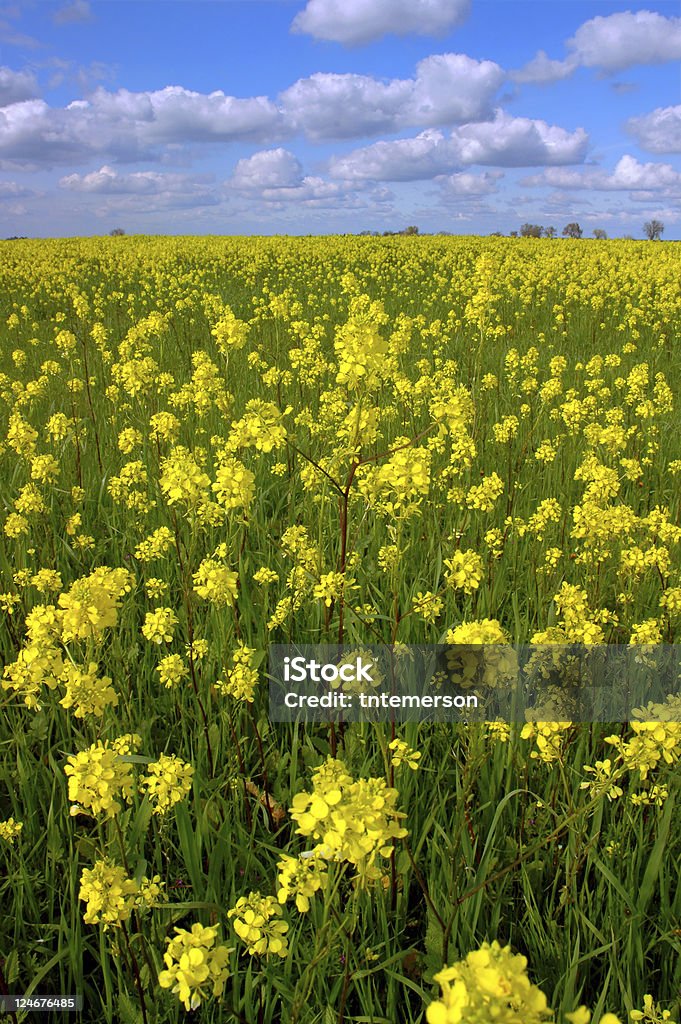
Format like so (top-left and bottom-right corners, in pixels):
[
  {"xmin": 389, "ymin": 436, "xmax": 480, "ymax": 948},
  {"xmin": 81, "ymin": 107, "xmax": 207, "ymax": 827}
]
[
  {"xmin": 330, "ymin": 129, "xmax": 454, "ymax": 181},
  {"xmin": 405, "ymin": 54, "xmax": 504, "ymax": 128},
  {"xmin": 514, "ymin": 11, "xmax": 681, "ymax": 87},
  {"xmin": 58, "ymin": 165, "xmax": 216, "ymax": 197},
  {"xmin": 451, "ymin": 111, "xmax": 588, "ymax": 167},
  {"xmin": 0, "ymin": 57, "xmax": 506, "ymax": 170},
  {"xmin": 518, "ymin": 9, "xmax": 681, "ymax": 84},
  {"xmin": 230, "ymin": 148, "xmax": 303, "ymax": 190},
  {"xmin": 522, "ymin": 155, "xmax": 681, "ymax": 191},
  {"xmin": 291, "ymin": 0, "xmax": 469, "ymax": 45},
  {"xmin": 58, "ymin": 167, "xmax": 221, "ymax": 216},
  {"xmin": 280, "ymin": 72, "xmax": 411, "ymax": 140},
  {"xmin": 627, "ymin": 105, "xmax": 681, "ymax": 154},
  {"xmin": 0, "ymin": 99, "xmax": 81, "ymax": 168},
  {"xmin": 0, "ymin": 179, "xmax": 37, "ymax": 199},
  {"xmin": 280, "ymin": 54, "xmax": 503, "ymax": 140},
  {"xmin": 84, "ymin": 86, "xmax": 283, "ymax": 145},
  {"xmin": 0, "ymin": 66, "xmax": 39, "ymax": 107},
  {"xmin": 567, "ymin": 10, "xmax": 681, "ymax": 73},
  {"xmin": 330, "ymin": 112, "xmax": 588, "ymax": 181},
  {"xmin": 510, "ymin": 50, "xmax": 576, "ymax": 85},
  {"xmin": 438, "ymin": 170, "xmax": 503, "ymax": 196},
  {"xmin": 225, "ymin": 147, "xmax": 393, "ymax": 212},
  {"xmin": 261, "ymin": 176, "xmax": 353, "ymax": 204},
  {"xmin": 0, "ymin": 87, "xmax": 284, "ymax": 169}
]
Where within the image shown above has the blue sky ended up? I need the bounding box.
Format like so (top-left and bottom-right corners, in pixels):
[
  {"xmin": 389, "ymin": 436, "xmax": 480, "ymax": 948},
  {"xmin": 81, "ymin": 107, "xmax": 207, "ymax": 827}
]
[{"xmin": 0, "ymin": 0, "xmax": 679, "ymax": 237}]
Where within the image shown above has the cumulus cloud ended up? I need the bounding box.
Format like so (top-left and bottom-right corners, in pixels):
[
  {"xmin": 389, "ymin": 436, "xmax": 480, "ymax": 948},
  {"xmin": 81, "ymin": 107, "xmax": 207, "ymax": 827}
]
[
  {"xmin": 260, "ymin": 176, "xmax": 360, "ymax": 205},
  {"xmin": 280, "ymin": 54, "xmax": 504, "ymax": 140},
  {"xmin": 515, "ymin": 10, "xmax": 681, "ymax": 83},
  {"xmin": 83, "ymin": 86, "xmax": 283, "ymax": 145},
  {"xmin": 0, "ymin": 66, "xmax": 39, "ymax": 107},
  {"xmin": 0, "ymin": 57, "xmax": 507, "ymax": 170},
  {"xmin": 522, "ymin": 155, "xmax": 681, "ymax": 191},
  {"xmin": 330, "ymin": 129, "xmax": 453, "ymax": 181},
  {"xmin": 230, "ymin": 148, "xmax": 303, "ymax": 190},
  {"xmin": 291, "ymin": 0, "xmax": 470, "ymax": 46},
  {"xmin": 330, "ymin": 112, "xmax": 588, "ymax": 181},
  {"xmin": 59, "ymin": 165, "xmax": 216, "ymax": 196},
  {"xmin": 567, "ymin": 10, "xmax": 681, "ymax": 73},
  {"xmin": 58, "ymin": 166, "xmax": 220, "ymax": 215},
  {"xmin": 0, "ymin": 87, "xmax": 284, "ymax": 169},
  {"xmin": 438, "ymin": 169, "xmax": 503, "ymax": 196},
  {"xmin": 225, "ymin": 147, "xmax": 393, "ymax": 212},
  {"xmin": 510, "ymin": 50, "xmax": 576, "ymax": 85},
  {"xmin": 626, "ymin": 105, "xmax": 681, "ymax": 154},
  {"xmin": 451, "ymin": 111, "xmax": 588, "ymax": 167}
]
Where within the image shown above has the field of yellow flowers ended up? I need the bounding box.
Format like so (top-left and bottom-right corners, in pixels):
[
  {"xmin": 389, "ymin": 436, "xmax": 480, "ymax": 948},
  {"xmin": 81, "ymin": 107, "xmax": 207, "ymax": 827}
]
[{"xmin": 0, "ymin": 235, "xmax": 680, "ymax": 1024}]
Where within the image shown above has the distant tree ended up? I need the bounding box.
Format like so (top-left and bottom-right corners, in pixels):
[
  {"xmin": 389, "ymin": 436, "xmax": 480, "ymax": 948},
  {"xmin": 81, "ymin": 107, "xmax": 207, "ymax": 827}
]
[
  {"xmin": 403, "ymin": 225, "xmax": 419, "ymax": 235},
  {"xmin": 592, "ymin": 228, "xmax": 608, "ymax": 239},
  {"xmin": 489, "ymin": 231, "xmax": 504, "ymax": 236},
  {"xmin": 520, "ymin": 223, "xmax": 543, "ymax": 238},
  {"xmin": 643, "ymin": 219, "xmax": 664, "ymax": 240},
  {"xmin": 562, "ymin": 222, "xmax": 583, "ymax": 238},
  {"xmin": 621, "ymin": 234, "xmax": 634, "ymax": 240},
  {"xmin": 109, "ymin": 227, "xmax": 125, "ymax": 236},
  {"xmin": 543, "ymin": 226, "xmax": 557, "ymax": 238},
  {"xmin": 509, "ymin": 230, "xmax": 518, "ymax": 237}
]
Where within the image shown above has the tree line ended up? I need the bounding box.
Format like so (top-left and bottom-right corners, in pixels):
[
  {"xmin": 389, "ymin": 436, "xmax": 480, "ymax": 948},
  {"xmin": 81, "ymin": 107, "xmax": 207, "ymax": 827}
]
[{"xmin": 514, "ymin": 220, "xmax": 664, "ymax": 240}]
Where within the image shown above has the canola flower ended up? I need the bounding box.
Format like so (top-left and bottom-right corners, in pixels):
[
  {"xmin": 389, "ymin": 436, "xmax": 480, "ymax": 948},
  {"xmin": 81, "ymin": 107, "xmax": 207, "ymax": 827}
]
[
  {"xmin": 228, "ymin": 892, "xmax": 289, "ymax": 957},
  {"xmin": 158, "ymin": 923, "xmax": 232, "ymax": 1011},
  {"xmin": 426, "ymin": 942, "xmax": 623, "ymax": 1024},
  {"xmin": 0, "ymin": 818, "xmax": 23, "ymax": 843},
  {"xmin": 139, "ymin": 753, "xmax": 194, "ymax": 814},
  {"xmin": 59, "ymin": 661, "xmax": 118, "ymax": 718},
  {"xmin": 289, "ymin": 757, "xmax": 408, "ymax": 883},
  {"xmin": 276, "ymin": 853, "xmax": 327, "ymax": 913},
  {"xmin": 192, "ymin": 559, "xmax": 238, "ymax": 606},
  {"xmin": 64, "ymin": 736, "xmax": 139, "ymax": 817},
  {"xmin": 59, "ymin": 567, "xmax": 134, "ymax": 643},
  {"xmin": 215, "ymin": 642, "xmax": 259, "ymax": 701},
  {"xmin": 142, "ymin": 607, "xmax": 179, "ymax": 644},
  {"xmin": 388, "ymin": 737, "xmax": 422, "ymax": 770},
  {"xmin": 79, "ymin": 860, "xmax": 139, "ymax": 928}
]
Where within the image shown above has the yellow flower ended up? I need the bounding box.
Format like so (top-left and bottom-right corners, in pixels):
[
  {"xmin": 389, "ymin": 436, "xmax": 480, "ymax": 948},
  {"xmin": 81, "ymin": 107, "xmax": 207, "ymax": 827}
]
[
  {"xmin": 427, "ymin": 941, "xmax": 551, "ymax": 1024},
  {"xmin": 388, "ymin": 738, "xmax": 421, "ymax": 770},
  {"xmin": 0, "ymin": 818, "xmax": 23, "ymax": 843},
  {"xmin": 159, "ymin": 923, "xmax": 231, "ymax": 1011},
  {"xmin": 64, "ymin": 737, "xmax": 139, "ymax": 817},
  {"xmin": 142, "ymin": 607, "xmax": 179, "ymax": 644},
  {"xmin": 193, "ymin": 559, "xmax": 238, "ymax": 606},
  {"xmin": 79, "ymin": 860, "xmax": 138, "ymax": 928},
  {"xmin": 444, "ymin": 550, "xmax": 484, "ymax": 594},
  {"xmin": 228, "ymin": 892, "xmax": 289, "ymax": 957},
  {"xmin": 276, "ymin": 854, "xmax": 327, "ymax": 913},
  {"xmin": 140, "ymin": 753, "xmax": 193, "ymax": 814},
  {"xmin": 59, "ymin": 662, "xmax": 119, "ymax": 718}
]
